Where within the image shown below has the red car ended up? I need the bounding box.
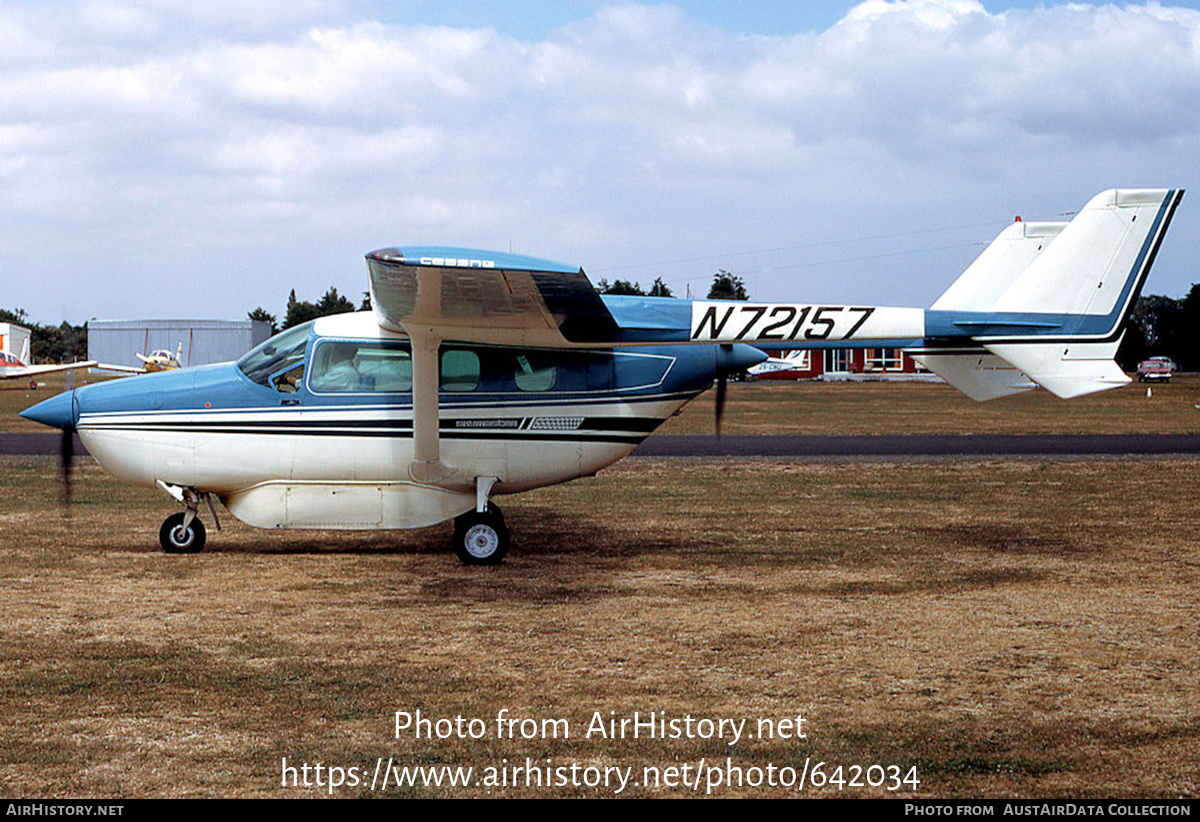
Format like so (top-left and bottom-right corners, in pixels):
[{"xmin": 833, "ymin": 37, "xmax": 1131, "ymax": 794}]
[{"xmin": 1136, "ymin": 357, "xmax": 1176, "ymax": 382}]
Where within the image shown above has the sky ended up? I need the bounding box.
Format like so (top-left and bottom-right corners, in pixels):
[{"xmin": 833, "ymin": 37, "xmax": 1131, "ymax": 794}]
[{"xmin": 3, "ymin": 0, "xmax": 1200, "ymax": 325}]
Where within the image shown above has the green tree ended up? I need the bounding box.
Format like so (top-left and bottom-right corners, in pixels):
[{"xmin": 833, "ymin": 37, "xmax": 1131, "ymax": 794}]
[
  {"xmin": 31, "ymin": 321, "xmax": 86, "ymax": 363},
  {"xmin": 283, "ymin": 287, "xmax": 356, "ymax": 330},
  {"xmin": 707, "ymin": 270, "xmax": 748, "ymax": 300},
  {"xmin": 595, "ymin": 278, "xmax": 646, "ymax": 296},
  {"xmin": 648, "ymin": 277, "xmax": 674, "ymax": 298},
  {"xmin": 1118, "ymin": 294, "xmax": 1179, "ymax": 370},
  {"xmin": 1173, "ymin": 283, "xmax": 1200, "ymax": 370}
]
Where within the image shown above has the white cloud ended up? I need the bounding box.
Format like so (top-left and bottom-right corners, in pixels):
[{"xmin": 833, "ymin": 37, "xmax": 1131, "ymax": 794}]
[{"xmin": 2, "ymin": 0, "xmax": 1199, "ymax": 322}]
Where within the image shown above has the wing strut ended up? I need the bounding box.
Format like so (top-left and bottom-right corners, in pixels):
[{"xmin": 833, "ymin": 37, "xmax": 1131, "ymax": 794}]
[{"xmin": 408, "ymin": 329, "xmax": 454, "ymax": 484}]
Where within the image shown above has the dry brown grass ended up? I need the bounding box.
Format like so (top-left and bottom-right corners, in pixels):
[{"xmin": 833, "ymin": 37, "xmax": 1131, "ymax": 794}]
[
  {"xmin": 2, "ymin": 455, "xmax": 1198, "ymax": 797},
  {"xmin": 659, "ymin": 374, "xmax": 1200, "ymax": 436}
]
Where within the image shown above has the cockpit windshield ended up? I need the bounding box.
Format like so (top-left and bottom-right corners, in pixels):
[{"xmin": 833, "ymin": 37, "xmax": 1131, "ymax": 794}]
[{"xmin": 236, "ymin": 322, "xmax": 311, "ymax": 388}]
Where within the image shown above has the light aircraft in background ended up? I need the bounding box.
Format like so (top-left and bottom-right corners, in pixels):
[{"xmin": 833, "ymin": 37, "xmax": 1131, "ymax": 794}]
[
  {"xmin": 0, "ymin": 338, "xmax": 97, "ymax": 385},
  {"xmin": 747, "ymin": 350, "xmax": 810, "ymax": 380},
  {"xmin": 136, "ymin": 342, "xmax": 184, "ymax": 372},
  {"xmin": 98, "ymin": 342, "xmax": 184, "ymax": 374},
  {"xmin": 21, "ymin": 189, "xmax": 1184, "ymax": 563}
]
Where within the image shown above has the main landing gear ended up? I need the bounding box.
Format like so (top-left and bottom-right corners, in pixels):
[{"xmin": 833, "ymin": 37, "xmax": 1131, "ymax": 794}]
[{"xmin": 452, "ymin": 503, "xmax": 509, "ymax": 565}]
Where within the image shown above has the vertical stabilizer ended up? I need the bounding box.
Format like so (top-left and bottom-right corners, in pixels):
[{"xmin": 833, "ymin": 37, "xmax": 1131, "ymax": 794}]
[{"xmin": 916, "ymin": 189, "xmax": 1183, "ymax": 401}]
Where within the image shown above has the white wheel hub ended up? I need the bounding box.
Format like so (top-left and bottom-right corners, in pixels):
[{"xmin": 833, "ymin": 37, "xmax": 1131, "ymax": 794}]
[{"xmin": 463, "ymin": 524, "xmax": 500, "ymax": 558}]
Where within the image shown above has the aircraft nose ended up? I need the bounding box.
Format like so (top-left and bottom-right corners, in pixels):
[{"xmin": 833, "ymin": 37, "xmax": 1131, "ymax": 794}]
[{"xmin": 20, "ymin": 390, "xmax": 78, "ymax": 431}]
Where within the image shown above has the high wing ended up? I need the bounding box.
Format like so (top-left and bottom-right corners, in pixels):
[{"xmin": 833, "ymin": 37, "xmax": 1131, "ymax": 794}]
[
  {"xmin": 365, "ymin": 246, "xmax": 920, "ymax": 347},
  {"xmin": 366, "ymin": 247, "xmax": 618, "ymax": 346}
]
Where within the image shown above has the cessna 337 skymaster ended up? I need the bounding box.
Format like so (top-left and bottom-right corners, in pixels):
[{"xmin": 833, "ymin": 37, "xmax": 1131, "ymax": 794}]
[{"xmin": 20, "ymin": 189, "xmax": 1184, "ymax": 563}]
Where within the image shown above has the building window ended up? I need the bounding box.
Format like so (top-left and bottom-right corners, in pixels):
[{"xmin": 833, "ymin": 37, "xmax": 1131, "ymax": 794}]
[
  {"xmin": 865, "ymin": 348, "xmax": 904, "ymax": 372},
  {"xmin": 823, "ymin": 349, "xmax": 851, "ymax": 373}
]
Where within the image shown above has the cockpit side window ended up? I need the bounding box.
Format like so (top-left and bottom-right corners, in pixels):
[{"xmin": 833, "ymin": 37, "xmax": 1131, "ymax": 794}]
[
  {"xmin": 309, "ymin": 340, "xmax": 413, "ymax": 393},
  {"xmin": 236, "ymin": 322, "xmax": 311, "ymax": 390}
]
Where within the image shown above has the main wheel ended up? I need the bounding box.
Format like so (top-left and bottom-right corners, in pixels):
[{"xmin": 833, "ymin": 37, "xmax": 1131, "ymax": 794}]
[
  {"xmin": 452, "ymin": 507, "xmax": 509, "ymax": 565},
  {"xmin": 159, "ymin": 512, "xmax": 206, "ymax": 554}
]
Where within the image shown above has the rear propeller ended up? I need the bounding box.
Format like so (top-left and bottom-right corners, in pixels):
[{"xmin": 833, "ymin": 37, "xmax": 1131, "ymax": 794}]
[
  {"xmin": 714, "ymin": 371, "xmax": 727, "ymax": 438},
  {"xmin": 714, "ymin": 343, "xmax": 732, "ymax": 438}
]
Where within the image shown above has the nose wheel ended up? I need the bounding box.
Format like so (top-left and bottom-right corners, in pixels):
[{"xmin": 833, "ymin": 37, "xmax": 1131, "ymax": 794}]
[
  {"xmin": 452, "ymin": 504, "xmax": 509, "ymax": 565},
  {"xmin": 155, "ymin": 481, "xmax": 218, "ymax": 554},
  {"xmin": 159, "ymin": 511, "xmax": 206, "ymax": 553}
]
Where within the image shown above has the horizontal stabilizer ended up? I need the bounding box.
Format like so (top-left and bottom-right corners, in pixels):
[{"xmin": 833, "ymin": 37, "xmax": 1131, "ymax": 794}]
[
  {"xmin": 984, "ymin": 340, "xmax": 1129, "ymax": 399},
  {"xmin": 908, "ymin": 352, "xmax": 1036, "ymax": 402}
]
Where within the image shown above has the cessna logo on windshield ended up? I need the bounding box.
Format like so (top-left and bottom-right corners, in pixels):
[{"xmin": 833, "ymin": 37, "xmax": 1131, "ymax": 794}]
[
  {"xmin": 419, "ymin": 257, "xmax": 496, "ymax": 268},
  {"xmin": 690, "ymin": 303, "xmax": 877, "ymax": 342}
]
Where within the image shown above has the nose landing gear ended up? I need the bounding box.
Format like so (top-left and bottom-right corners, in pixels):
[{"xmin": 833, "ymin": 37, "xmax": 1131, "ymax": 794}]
[
  {"xmin": 159, "ymin": 511, "xmax": 206, "ymax": 553},
  {"xmin": 155, "ymin": 480, "xmax": 219, "ymax": 554}
]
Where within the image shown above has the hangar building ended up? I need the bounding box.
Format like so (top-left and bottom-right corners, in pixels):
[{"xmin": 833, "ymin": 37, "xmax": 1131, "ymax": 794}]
[{"xmin": 88, "ymin": 319, "xmax": 272, "ymax": 373}]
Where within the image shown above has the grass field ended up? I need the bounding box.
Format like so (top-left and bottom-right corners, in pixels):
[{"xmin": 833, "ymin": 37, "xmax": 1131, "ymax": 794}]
[{"xmin": 2, "ymin": 450, "xmax": 1198, "ymax": 797}]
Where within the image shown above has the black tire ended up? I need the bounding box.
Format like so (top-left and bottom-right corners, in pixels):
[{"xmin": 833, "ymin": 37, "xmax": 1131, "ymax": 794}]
[
  {"xmin": 452, "ymin": 507, "xmax": 509, "ymax": 565},
  {"xmin": 159, "ymin": 512, "xmax": 206, "ymax": 554}
]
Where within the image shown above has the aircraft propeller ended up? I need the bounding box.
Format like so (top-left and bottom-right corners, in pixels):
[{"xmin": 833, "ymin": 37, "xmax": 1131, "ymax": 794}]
[
  {"xmin": 714, "ymin": 369, "xmax": 727, "ymax": 438},
  {"xmin": 714, "ymin": 343, "xmax": 733, "ymax": 438}
]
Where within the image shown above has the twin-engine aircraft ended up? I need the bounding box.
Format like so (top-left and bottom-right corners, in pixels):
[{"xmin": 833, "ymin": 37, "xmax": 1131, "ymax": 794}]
[{"xmin": 21, "ymin": 189, "xmax": 1184, "ymax": 563}]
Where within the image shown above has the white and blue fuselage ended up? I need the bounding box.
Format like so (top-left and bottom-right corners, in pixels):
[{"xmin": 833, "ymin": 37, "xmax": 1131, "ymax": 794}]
[{"xmin": 25, "ymin": 310, "xmax": 762, "ymax": 531}]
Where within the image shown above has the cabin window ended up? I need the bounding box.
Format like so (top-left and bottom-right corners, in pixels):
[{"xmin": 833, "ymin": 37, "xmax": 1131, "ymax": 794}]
[
  {"xmin": 309, "ymin": 341, "xmax": 413, "ymax": 393},
  {"xmin": 514, "ymin": 353, "xmax": 557, "ymax": 391},
  {"xmin": 237, "ymin": 322, "xmax": 311, "ymax": 389},
  {"xmin": 440, "ymin": 349, "xmax": 479, "ymax": 392}
]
